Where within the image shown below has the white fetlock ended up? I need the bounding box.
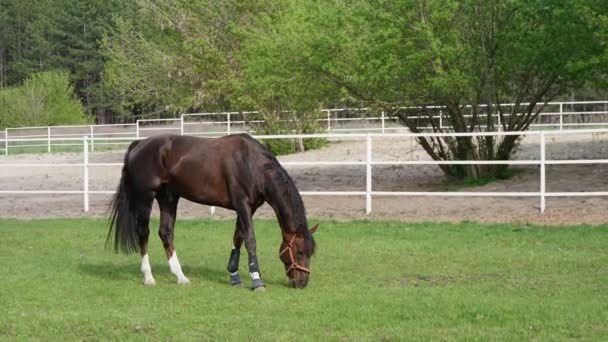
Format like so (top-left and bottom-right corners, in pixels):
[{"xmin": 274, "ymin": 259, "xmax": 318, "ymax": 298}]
[
  {"xmin": 169, "ymin": 251, "xmax": 190, "ymax": 285},
  {"xmin": 141, "ymin": 254, "xmax": 156, "ymax": 286}
]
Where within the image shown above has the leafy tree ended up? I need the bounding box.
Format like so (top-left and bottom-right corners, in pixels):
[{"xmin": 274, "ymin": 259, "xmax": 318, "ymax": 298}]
[
  {"xmin": 0, "ymin": 0, "xmax": 47, "ymax": 87},
  {"xmin": 242, "ymin": 0, "xmax": 608, "ymax": 179},
  {"xmin": 0, "ymin": 71, "xmax": 87, "ymax": 128},
  {"xmin": 0, "ymin": 0, "xmax": 137, "ymax": 121},
  {"xmin": 102, "ymin": 0, "xmax": 277, "ymax": 120}
]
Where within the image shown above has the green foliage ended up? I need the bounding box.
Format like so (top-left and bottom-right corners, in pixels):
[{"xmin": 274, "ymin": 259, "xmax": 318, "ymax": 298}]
[
  {"xmin": 101, "ymin": 0, "xmax": 277, "ymax": 118},
  {"xmin": 1, "ymin": 0, "xmax": 608, "ymax": 165},
  {"xmin": 251, "ymin": 109, "xmax": 328, "ymax": 155},
  {"xmin": 240, "ymin": 0, "xmax": 608, "ymax": 179},
  {"xmin": 443, "ymin": 167, "xmax": 521, "ymax": 190},
  {"xmin": 303, "ymin": 137, "xmax": 328, "ymax": 151},
  {"xmin": 260, "ymin": 137, "xmax": 328, "ymax": 156},
  {"xmin": 261, "ymin": 138, "xmax": 295, "ymax": 156},
  {"xmin": 2, "ymin": 218, "xmax": 608, "ymax": 340},
  {"xmin": 0, "ymin": 71, "xmax": 87, "ymax": 128},
  {"xmin": 0, "ymin": 0, "xmax": 137, "ymax": 120},
  {"xmin": 237, "ymin": 1, "xmax": 364, "ymax": 113}
]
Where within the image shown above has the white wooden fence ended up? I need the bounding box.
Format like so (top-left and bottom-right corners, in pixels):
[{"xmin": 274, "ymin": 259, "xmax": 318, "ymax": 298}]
[
  {"xmin": 3, "ymin": 100, "xmax": 608, "ymax": 155},
  {"xmin": 1, "ymin": 129, "xmax": 607, "ymax": 215},
  {"xmin": 183, "ymin": 100, "xmax": 608, "ymax": 135}
]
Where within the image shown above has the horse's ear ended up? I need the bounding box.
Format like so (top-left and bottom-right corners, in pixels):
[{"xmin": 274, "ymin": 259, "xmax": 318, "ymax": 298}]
[{"xmin": 309, "ymin": 224, "xmax": 319, "ymax": 234}]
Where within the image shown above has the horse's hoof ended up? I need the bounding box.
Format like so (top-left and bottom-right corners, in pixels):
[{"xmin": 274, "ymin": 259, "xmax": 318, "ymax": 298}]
[
  {"xmin": 232, "ymin": 282, "xmax": 243, "ymax": 288},
  {"xmin": 253, "ymin": 286, "xmax": 266, "ymax": 292},
  {"xmin": 229, "ymin": 273, "xmax": 242, "ymax": 286},
  {"xmin": 144, "ymin": 278, "xmax": 156, "ymax": 286},
  {"xmin": 251, "ymin": 278, "xmax": 265, "ymax": 291},
  {"xmin": 177, "ymin": 277, "xmax": 191, "ymax": 285}
]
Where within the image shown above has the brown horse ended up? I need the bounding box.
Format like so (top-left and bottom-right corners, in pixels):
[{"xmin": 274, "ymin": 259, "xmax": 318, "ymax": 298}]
[{"xmin": 107, "ymin": 134, "xmax": 318, "ymax": 290}]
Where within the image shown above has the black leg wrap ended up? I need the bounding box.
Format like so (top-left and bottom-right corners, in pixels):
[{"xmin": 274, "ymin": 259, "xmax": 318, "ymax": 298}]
[
  {"xmin": 248, "ymin": 255, "xmax": 265, "ymax": 289},
  {"xmin": 227, "ymin": 248, "xmax": 240, "ymax": 273},
  {"xmin": 248, "ymin": 255, "xmax": 260, "ymax": 274},
  {"xmin": 229, "ymin": 273, "xmax": 242, "ymax": 286}
]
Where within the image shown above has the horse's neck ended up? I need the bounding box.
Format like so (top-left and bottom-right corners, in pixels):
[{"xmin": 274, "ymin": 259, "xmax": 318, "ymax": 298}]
[
  {"xmin": 266, "ymin": 191, "xmax": 294, "ymax": 234},
  {"xmin": 265, "ymin": 177, "xmax": 304, "ymax": 235}
]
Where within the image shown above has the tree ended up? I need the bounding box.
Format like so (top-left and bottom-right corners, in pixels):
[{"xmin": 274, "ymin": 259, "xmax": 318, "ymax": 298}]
[
  {"xmin": 0, "ymin": 0, "xmax": 137, "ymax": 122},
  {"xmin": 0, "ymin": 0, "xmax": 48, "ymax": 87},
  {"xmin": 0, "ymin": 71, "xmax": 87, "ymax": 128},
  {"xmin": 242, "ymin": 0, "xmax": 608, "ymax": 179},
  {"xmin": 102, "ymin": 0, "xmax": 277, "ymax": 120}
]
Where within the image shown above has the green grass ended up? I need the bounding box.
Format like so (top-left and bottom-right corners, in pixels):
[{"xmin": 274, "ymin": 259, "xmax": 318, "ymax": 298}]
[
  {"xmin": 5, "ymin": 141, "xmax": 131, "ymax": 155},
  {"xmin": 1, "ymin": 219, "xmax": 607, "ymax": 341}
]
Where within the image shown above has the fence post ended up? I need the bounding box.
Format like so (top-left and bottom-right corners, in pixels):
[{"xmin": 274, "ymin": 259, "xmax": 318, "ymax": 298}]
[
  {"xmin": 327, "ymin": 110, "xmax": 331, "ymax": 132},
  {"xmin": 227, "ymin": 113, "xmax": 231, "ymax": 135},
  {"xmin": 381, "ymin": 110, "xmax": 385, "ymax": 134},
  {"xmin": 47, "ymin": 127, "xmax": 51, "ymax": 153},
  {"xmin": 366, "ymin": 134, "xmax": 372, "ymax": 215},
  {"xmin": 83, "ymin": 136, "xmax": 89, "ymax": 213},
  {"xmin": 4, "ymin": 128, "xmax": 7, "ymax": 156},
  {"xmin": 497, "ymin": 111, "xmax": 502, "ymax": 132},
  {"xmin": 439, "ymin": 110, "xmax": 443, "ymax": 129},
  {"xmin": 180, "ymin": 115, "xmax": 185, "ymax": 136},
  {"xmin": 540, "ymin": 132, "xmax": 546, "ymax": 213},
  {"xmin": 559, "ymin": 103, "xmax": 563, "ymax": 131},
  {"xmin": 90, "ymin": 125, "xmax": 95, "ymax": 152},
  {"xmin": 136, "ymin": 120, "xmax": 140, "ymax": 139}
]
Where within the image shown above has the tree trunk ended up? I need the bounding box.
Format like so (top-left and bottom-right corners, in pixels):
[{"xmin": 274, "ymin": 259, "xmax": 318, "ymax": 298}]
[{"xmin": 398, "ymin": 104, "xmax": 526, "ymax": 181}]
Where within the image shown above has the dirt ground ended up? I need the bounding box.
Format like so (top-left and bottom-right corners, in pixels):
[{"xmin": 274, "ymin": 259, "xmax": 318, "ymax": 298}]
[{"xmin": 1, "ymin": 132, "xmax": 607, "ymax": 225}]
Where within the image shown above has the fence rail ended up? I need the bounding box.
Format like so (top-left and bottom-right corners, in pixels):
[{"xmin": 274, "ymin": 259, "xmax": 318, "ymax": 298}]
[
  {"xmin": 1, "ymin": 129, "xmax": 608, "ymax": 215},
  {"xmin": 3, "ymin": 100, "xmax": 608, "ymax": 155}
]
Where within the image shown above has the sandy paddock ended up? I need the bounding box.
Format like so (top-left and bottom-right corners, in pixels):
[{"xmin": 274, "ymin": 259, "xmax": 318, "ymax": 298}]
[{"xmin": 1, "ymin": 132, "xmax": 607, "ymax": 225}]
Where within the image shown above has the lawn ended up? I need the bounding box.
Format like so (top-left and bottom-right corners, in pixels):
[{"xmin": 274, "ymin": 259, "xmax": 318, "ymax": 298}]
[
  {"xmin": 5, "ymin": 140, "xmax": 131, "ymax": 155},
  {"xmin": 1, "ymin": 219, "xmax": 607, "ymax": 341}
]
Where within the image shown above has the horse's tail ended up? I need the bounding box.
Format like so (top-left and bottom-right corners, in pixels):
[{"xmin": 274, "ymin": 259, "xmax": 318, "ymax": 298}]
[{"xmin": 106, "ymin": 140, "xmax": 142, "ymax": 254}]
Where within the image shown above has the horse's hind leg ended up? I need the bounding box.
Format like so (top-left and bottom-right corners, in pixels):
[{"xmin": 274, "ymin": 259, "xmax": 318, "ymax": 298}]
[
  {"xmin": 137, "ymin": 200, "xmax": 155, "ymax": 286},
  {"xmin": 227, "ymin": 218, "xmax": 245, "ymax": 286},
  {"xmin": 157, "ymin": 192, "xmax": 189, "ymax": 285}
]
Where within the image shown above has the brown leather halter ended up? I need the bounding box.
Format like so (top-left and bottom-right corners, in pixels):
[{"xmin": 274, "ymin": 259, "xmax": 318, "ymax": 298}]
[{"xmin": 279, "ymin": 234, "xmax": 311, "ymax": 274}]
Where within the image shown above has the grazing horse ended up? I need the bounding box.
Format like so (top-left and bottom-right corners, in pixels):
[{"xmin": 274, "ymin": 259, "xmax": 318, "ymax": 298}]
[{"xmin": 107, "ymin": 134, "xmax": 318, "ymax": 290}]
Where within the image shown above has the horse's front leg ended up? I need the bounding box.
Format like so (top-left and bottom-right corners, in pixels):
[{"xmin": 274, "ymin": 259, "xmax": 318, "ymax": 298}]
[
  {"xmin": 226, "ymin": 218, "xmax": 245, "ymax": 286},
  {"xmin": 236, "ymin": 207, "xmax": 265, "ymax": 291},
  {"xmin": 157, "ymin": 195, "xmax": 190, "ymax": 285}
]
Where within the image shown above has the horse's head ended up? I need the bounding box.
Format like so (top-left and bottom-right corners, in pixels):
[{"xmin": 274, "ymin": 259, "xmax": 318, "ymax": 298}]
[{"xmin": 279, "ymin": 224, "xmax": 319, "ymax": 288}]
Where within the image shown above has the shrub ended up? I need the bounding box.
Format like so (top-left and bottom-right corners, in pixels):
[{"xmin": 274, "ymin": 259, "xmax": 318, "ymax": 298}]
[
  {"xmin": 0, "ymin": 71, "xmax": 87, "ymax": 128},
  {"xmin": 251, "ymin": 109, "xmax": 328, "ymax": 156}
]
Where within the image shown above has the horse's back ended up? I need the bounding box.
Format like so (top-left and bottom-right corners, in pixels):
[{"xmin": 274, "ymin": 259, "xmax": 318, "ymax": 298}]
[{"xmin": 125, "ymin": 134, "xmax": 272, "ymax": 208}]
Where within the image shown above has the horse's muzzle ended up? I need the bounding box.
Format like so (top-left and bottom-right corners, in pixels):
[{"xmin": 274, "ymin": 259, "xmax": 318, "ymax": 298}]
[{"xmin": 289, "ymin": 278, "xmax": 309, "ymax": 288}]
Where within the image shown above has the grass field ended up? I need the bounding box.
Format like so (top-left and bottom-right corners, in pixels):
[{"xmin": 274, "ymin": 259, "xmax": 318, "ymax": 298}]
[
  {"xmin": 5, "ymin": 140, "xmax": 131, "ymax": 155},
  {"xmin": 1, "ymin": 219, "xmax": 607, "ymax": 341}
]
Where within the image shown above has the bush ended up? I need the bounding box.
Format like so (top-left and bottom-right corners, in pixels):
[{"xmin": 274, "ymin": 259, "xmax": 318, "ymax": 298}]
[
  {"xmin": 262, "ymin": 138, "xmax": 297, "ymax": 156},
  {"xmin": 0, "ymin": 71, "xmax": 87, "ymax": 128},
  {"xmin": 251, "ymin": 109, "xmax": 328, "ymax": 156},
  {"xmin": 303, "ymin": 137, "xmax": 328, "ymax": 151}
]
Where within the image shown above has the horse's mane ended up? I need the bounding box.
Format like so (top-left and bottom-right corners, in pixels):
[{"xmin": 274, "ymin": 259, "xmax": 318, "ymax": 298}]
[{"xmin": 243, "ymin": 134, "xmax": 316, "ymax": 256}]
